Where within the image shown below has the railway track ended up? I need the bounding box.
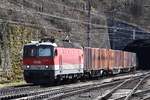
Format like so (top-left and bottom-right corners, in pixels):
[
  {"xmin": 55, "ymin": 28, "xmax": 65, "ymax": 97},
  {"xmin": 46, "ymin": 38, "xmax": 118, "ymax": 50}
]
[
  {"xmin": 63, "ymin": 71, "xmax": 150, "ymax": 100},
  {"xmin": 0, "ymin": 85, "xmax": 41, "ymax": 99},
  {"xmin": 93, "ymin": 72, "xmax": 150, "ymax": 100},
  {"xmin": 0, "ymin": 79, "xmax": 123, "ymax": 100},
  {"xmin": 0, "ymin": 71, "xmax": 148, "ymax": 100}
]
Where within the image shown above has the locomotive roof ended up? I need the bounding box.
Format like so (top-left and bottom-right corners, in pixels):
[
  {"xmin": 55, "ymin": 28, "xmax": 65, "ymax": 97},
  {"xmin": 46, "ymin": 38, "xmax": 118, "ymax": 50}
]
[
  {"xmin": 56, "ymin": 41, "xmax": 82, "ymax": 49},
  {"xmin": 24, "ymin": 42, "xmax": 57, "ymax": 47},
  {"xmin": 24, "ymin": 40, "xmax": 82, "ymax": 49}
]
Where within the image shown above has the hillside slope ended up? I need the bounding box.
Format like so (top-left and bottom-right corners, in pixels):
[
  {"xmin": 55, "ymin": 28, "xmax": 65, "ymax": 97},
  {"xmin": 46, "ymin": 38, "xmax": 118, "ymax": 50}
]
[{"xmin": 0, "ymin": 0, "xmax": 149, "ymax": 81}]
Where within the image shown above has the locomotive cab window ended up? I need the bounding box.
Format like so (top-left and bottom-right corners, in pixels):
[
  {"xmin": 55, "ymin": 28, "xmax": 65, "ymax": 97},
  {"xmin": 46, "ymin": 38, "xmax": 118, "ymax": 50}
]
[
  {"xmin": 39, "ymin": 47, "xmax": 52, "ymax": 57},
  {"xmin": 23, "ymin": 45, "xmax": 54, "ymax": 57},
  {"xmin": 23, "ymin": 45, "xmax": 37, "ymax": 57}
]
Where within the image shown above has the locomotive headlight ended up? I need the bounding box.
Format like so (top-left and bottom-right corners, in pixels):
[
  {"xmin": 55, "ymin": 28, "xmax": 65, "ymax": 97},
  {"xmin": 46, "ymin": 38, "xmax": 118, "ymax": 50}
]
[
  {"xmin": 45, "ymin": 65, "xmax": 49, "ymax": 68},
  {"xmin": 26, "ymin": 65, "xmax": 30, "ymax": 68}
]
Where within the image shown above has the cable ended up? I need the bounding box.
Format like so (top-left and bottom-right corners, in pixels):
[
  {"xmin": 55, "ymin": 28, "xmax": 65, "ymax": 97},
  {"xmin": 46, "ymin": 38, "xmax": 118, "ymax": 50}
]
[
  {"xmin": 0, "ymin": 18, "xmax": 62, "ymax": 32},
  {"xmin": 1, "ymin": 17, "xmax": 148, "ymax": 39},
  {"xmin": 7, "ymin": 0, "xmax": 105, "ymax": 17},
  {"xmin": 0, "ymin": 3, "xmax": 147, "ymax": 34},
  {"xmin": 6, "ymin": 0, "xmax": 140, "ymax": 29}
]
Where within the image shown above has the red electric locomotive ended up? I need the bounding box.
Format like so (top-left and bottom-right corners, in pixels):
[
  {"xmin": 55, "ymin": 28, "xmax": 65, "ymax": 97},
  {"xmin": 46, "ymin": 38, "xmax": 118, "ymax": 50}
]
[{"xmin": 22, "ymin": 38, "xmax": 84, "ymax": 84}]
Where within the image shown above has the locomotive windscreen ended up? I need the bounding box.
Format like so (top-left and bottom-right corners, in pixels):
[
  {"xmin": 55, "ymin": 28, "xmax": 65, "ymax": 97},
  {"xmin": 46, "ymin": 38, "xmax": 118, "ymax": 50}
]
[{"xmin": 23, "ymin": 45, "xmax": 54, "ymax": 57}]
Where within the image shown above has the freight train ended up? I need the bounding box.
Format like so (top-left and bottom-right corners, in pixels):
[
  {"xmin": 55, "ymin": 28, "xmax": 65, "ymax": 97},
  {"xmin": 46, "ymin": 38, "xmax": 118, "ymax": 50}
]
[{"xmin": 22, "ymin": 38, "xmax": 136, "ymax": 84}]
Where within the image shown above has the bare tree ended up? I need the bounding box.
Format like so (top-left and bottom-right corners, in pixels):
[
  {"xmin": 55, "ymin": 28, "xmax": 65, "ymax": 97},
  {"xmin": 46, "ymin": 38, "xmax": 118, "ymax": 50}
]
[{"xmin": 0, "ymin": 22, "xmax": 12, "ymax": 77}]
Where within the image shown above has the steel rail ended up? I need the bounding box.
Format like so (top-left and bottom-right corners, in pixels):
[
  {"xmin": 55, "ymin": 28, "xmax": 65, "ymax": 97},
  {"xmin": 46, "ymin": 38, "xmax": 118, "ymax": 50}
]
[
  {"xmin": 0, "ymin": 85, "xmax": 41, "ymax": 99},
  {"xmin": 124, "ymin": 74, "xmax": 150, "ymax": 100},
  {"xmin": 33, "ymin": 80, "xmax": 124, "ymax": 100},
  {"xmin": 93, "ymin": 72, "xmax": 150, "ymax": 100},
  {"xmin": 16, "ymin": 80, "xmax": 125, "ymax": 100},
  {"xmin": 0, "ymin": 85, "xmax": 40, "ymax": 96},
  {"xmin": 23, "ymin": 73, "xmax": 148, "ymax": 100},
  {"xmin": 112, "ymin": 88, "xmax": 150, "ymax": 100},
  {"xmin": 0, "ymin": 73, "xmax": 131, "ymax": 100},
  {"xmin": 93, "ymin": 77, "xmax": 141, "ymax": 100},
  {"xmin": 0, "ymin": 71, "xmax": 148, "ymax": 100},
  {"xmin": 143, "ymin": 95, "xmax": 150, "ymax": 100}
]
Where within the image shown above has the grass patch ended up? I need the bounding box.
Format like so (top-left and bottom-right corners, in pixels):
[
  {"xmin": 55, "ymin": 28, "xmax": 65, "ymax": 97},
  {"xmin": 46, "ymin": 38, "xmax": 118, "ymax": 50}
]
[{"xmin": 0, "ymin": 80, "xmax": 26, "ymax": 88}]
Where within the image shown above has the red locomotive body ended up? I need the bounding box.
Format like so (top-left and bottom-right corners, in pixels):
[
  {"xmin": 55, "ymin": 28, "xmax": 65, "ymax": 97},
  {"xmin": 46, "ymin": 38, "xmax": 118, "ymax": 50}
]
[{"xmin": 53, "ymin": 47, "xmax": 83, "ymax": 77}]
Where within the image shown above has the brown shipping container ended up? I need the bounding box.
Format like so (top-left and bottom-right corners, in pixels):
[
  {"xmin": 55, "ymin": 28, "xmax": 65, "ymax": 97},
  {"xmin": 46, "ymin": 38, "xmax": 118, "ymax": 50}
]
[
  {"xmin": 128, "ymin": 52, "xmax": 132, "ymax": 68},
  {"xmin": 84, "ymin": 48, "xmax": 110, "ymax": 71},
  {"xmin": 113, "ymin": 50, "xmax": 115, "ymax": 69},
  {"xmin": 115, "ymin": 51, "xmax": 121, "ymax": 69},
  {"xmin": 129, "ymin": 53, "xmax": 132, "ymax": 68},
  {"xmin": 99, "ymin": 49, "xmax": 104, "ymax": 69},
  {"xmin": 127, "ymin": 52, "xmax": 131, "ymax": 69},
  {"xmin": 132, "ymin": 53, "xmax": 136, "ymax": 67},
  {"xmin": 100, "ymin": 48, "xmax": 109, "ymax": 70},
  {"xmin": 120, "ymin": 51, "xmax": 124, "ymax": 69},
  {"xmin": 123, "ymin": 51, "xmax": 135, "ymax": 70},
  {"xmin": 95, "ymin": 48, "xmax": 100, "ymax": 70},
  {"xmin": 108, "ymin": 49, "xmax": 115, "ymax": 70},
  {"xmin": 124, "ymin": 52, "xmax": 128, "ymax": 69},
  {"xmin": 91, "ymin": 48, "xmax": 96, "ymax": 70},
  {"xmin": 91, "ymin": 48, "xmax": 104, "ymax": 70},
  {"xmin": 118, "ymin": 51, "xmax": 122, "ymax": 69},
  {"xmin": 114, "ymin": 51, "xmax": 117, "ymax": 69},
  {"xmin": 127, "ymin": 53, "xmax": 131, "ymax": 68}
]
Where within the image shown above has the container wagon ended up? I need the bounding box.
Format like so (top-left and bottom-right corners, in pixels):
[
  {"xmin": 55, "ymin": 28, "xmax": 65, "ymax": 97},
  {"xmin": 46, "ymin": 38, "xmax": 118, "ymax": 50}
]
[{"xmin": 83, "ymin": 47, "xmax": 136, "ymax": 78}]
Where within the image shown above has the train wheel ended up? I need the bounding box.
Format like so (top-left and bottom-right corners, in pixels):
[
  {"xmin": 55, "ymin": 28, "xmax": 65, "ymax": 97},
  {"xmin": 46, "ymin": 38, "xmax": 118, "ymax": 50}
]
[
  {"xmin": 23, "ymin": 75, "xmax": 32, "ymax": 83},
  {"xmin": 55, "ymin": 76, "xmax": 63, "ymax": 85},
  {"xmin": 102, "ymin": 71, "xmax": 108, "ymax": 77},
  {"xmin": 108, "ymin": 70, "xmax": 113, "ymax": 76}
]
